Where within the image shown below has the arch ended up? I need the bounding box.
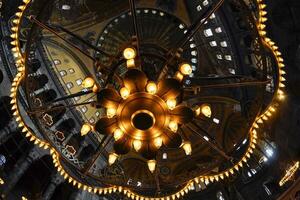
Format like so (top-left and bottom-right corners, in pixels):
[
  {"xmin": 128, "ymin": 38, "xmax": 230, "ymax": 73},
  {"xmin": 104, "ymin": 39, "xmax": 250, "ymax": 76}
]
[
  {"xmin": 50, "ymin": 182, "xmax": 76, "ymax": 200},
  {"xmin": 35, "ymin": 89, "xmax": 57, "ymax": 103},
  {"xmin": 28, "ymin": 74, "xmax": 49, "ymax": 91},
  {"xmin": 0, "ymin": 96, "xmax": 13, "ymax": 127},
  {"xmin": 8, "ymin": 155, "xmax": 55, "ymax": 199},
  {"xmin": 0, "ymin": 132, "xmax": 32, "ymax": 175}
]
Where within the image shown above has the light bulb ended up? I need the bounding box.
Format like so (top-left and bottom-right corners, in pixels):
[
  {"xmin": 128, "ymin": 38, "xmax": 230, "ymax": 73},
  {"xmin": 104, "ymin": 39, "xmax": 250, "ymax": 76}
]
[
  {"xmin": 92, "ymin": 84, "xmax": 99, "ymax": 93},
  {"xmin": 123, "ymin": 47, "xmax": 136, "ymax": 60},
  {"xmin": 114, "ymin": 129, "xmax": 123, "ymax": 141},
  {"xmin": 154, "ymin": 137, "xmax": 163, "ymax": 149},
  {"xmin": 108, "ymin": 153, "xmax": 118, "ymax": 165},
  {"xmin": 107, "ymin": 108, "xmax": 116, "ymax": 118},
  {"xmin": 168, "ymin": 121, "xmax": 178, "ymax": 132},
  {"xmin": 126, "ymin": 59, "xmax": 135, "ymax": 68},
  {"xmin": 201, "ymin": 104, "xmax": 212, "ymax": 118},
  {"xmin": 182, "ymin": 141, "xmax": 192, "ymax": 155},
  {"xmin": 82, "ymin": 77, "xmax": 95, "ymax": 88},
  {"xmin": 166, "ymin": 99, "xmax": 176, "ymax": 110},
  {"xmin": 194, "ymin": 106, "xmax": 201, "ymax": 116},
  {"xmin": 147, "ymin": 160, "xmax": 156, "ymax": 173},
  {"xmin": 81, "ymin": 123, "xmax": 92, "ymax": 136},
  {"xmin": 146, "ymin": 82, "xmax": 157, "ymax": 94},
  {"xmin": 175, "ymin": 71, "xmax": 184, "ymax": 81},
  {"xmin": 133, "ymin": 140, "xmax": 142, "ymax": 151},
  {"xmin": 120, "ymin": 87, "xmax": 130, "ymax": 99},
  {"xmin": 179, "ymin": 63, "xmax": 192, "ymax": 75}
]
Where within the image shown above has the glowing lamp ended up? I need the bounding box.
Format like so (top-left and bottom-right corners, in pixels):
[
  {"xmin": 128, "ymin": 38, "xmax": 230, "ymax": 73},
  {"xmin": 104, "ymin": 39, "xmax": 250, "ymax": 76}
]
[
  {"xmin": 201, "ymin": 104, "xmax": 212, "ymax": 118},
  {"xmin": 107, "ymin": 108, "xmax": 117, "ymax": 118},
  {"xmin": 154, "ymin": 137, "xmax": 163, "ymax": 149},
  {"xmin": 126, "ymin": 59, "xmax": 135, "ymax": 68},
  {"xmin": 179, "ymin": 63, "xmax": 192, "ymax": 75},
  {"xmin": 82, "ymin": 77, "xmax": 95, "ymax": 88},
  {"xmin": 108, "ymin": 153, "xmax": 118, "ymax": 165},
  {"xmin": 81, "ymin": 123, "xmax": 92, "ymax": 136},
  {"xmin": 146, "ymin": 82, "xmax": 157, "ymax": 94},
  {"xmin": 147, "ymin": 160, "xmax": 156, "ymax": 173},
  {"xmin": 133, "ymin": 140, "xmax": 142, "ymax": 151},
  {"xmin": 182, "ymin": 141, "xmax": 192, "ymax": 155},
  {"xmin": 166, "ymin": 99, "xmax": 176, "ymax": 110},
  {"xmin": 175, "ymin": 71, "xmax": 184, "ymax": 81},
  {"xmin": 120, "ymin": 87, "xmax": 130, "ymax": 99},
  {"xmin": 123, "ymin": 47, "xmax": 136, "ymax": 60},
  {"xmin": 114, "ymin": 129, "xmax": 124, "ymax": 141},
  {"xmin": 168, "ymin": 121, "xmax": 178, "ymax": 132}
]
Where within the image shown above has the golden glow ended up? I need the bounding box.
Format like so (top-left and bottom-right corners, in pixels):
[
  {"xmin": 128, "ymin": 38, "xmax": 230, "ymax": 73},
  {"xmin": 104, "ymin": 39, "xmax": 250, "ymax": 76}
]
[
  {"xmin": 147, "ymin": 160, "xmax": 156, "ymax": 173},
  {"xmin": 126, "ymin": 59, "xmax": 135, "ymax": 68},
  {"xmin": 179, "ymin": 63, "xmax": 192, "ymax": 75},
  {"xmin": 21, "ymin": 197, "xmax": 28, "ymax": 200},
  {"xmin": 114, "ymin": 129, "xmax": 124, "ymax": 141},
  {"xmin": 123, "ymin": 47, "xmax": 136, "ymax": 60},
  {"xmin": 10, "ymin": 0, "xmax": 286, "ymax": 199},
  {"xmin": 0, "ymin": 178, "xmax": 4, "ymax": 185},
  {"xmin": 175, "ymin": 71, "xmax": 184, "ymax": 81},
  {"xmin": 279, "ymin": 161, "xmax": 299, "ymax": 186},
  {"xmin": 82, "ymin": 77, "xmax": 95, "ymax": 88},
  {"xmin": 133, "ymin": 140, "xmax": 142, "ymax": 151},
  {"xmin": 81, "ymin": 123, "xmax": 92, "ymax": 136},
  {"xmin": 146, "ymin": 82, "xmax": 157, "ymax": 94},
  {"xmin": 92, "ymin": 84, "xmax": 99, "ymax": 93},
  {"xmin": 166, "ymin": 99, "xmax": 176, "ymax": 110},
  {"xmin": 120, "ymin": 87, "xmax": 130, "ymax": 99},
  {"xmin": 108, "ymin": 153, "xmax": 118, "ymax": 165},
  {"xmin": 201, "ymin": 104, "xmax": 212, "ymax": 118},
  {"xmin": 154, "ymin": 137, "xmax": 163, "ymax": 149},
  {"xmin": 168, "ymin": 121, "xmax": 178, "ymax": 132},
  {"xmin": 182, "ymin": 141, "xmax": 192, "ymax": 155},
  {"xmin": 107, "ymin": 108, "xmax": 117, "ymax": 118}
]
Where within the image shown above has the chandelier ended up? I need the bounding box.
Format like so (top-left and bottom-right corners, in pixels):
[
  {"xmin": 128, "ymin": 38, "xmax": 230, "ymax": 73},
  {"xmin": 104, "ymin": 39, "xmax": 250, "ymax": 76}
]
[{"xmin": 10, "ymin": 0, "xmax": 286, "ymax": 199}]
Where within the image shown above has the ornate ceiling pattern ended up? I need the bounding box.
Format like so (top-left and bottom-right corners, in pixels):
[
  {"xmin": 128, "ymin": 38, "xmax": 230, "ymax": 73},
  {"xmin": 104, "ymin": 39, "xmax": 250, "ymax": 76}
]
[{"xmin": 8, "ymin": 0, "xmax": 286, "ymax": 199}]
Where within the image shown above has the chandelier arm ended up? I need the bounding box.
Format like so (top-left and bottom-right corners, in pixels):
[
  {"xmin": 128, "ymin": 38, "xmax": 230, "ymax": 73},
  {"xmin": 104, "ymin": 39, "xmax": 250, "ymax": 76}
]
[
  {"xmin": 196, "ymin": 79, "xmax": 271, "ymax": 89},
  {"xmin": 186, "ymin": 124, "xmax": 232, "ymax": 161},
  {"xmin": 51, "ymin": 24, "xmax": 113, "ymax": 58},
  {"xmin": 189, "ymin": 75, "xmax": 250, "ymax": 81},
  {"xmin": 82, "ymin": 135, "xmax": 113, "ymax": 175},
  {"xmin": 27, "ymin": 101, "xmax": 96, "ymax": 115},
  {"xmin": 51, "ymin": 89, "xmax": 94, "ymax": 103},
  {"xmin": 28, "ymin": 16, "xmax": 97, "ymax": 62},
  {"xmin": 128, "ymin": 0, "xmax": 140, "ymax": 58},
  {"xmin": 157, "ymin": 0, "xmax": 225, "ymax": 81}
]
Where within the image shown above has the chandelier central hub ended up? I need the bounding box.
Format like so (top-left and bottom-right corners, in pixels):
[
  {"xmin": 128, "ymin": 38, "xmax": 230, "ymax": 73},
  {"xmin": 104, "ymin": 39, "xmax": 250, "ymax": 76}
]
[
  {"xmin": 131, "ymin": 110, "xmax": 155, "ymax": 131},
  {"xmin": 117, "ymin": 92, "xmax": 169, "ymax": 141},
  {"xmin": 93, "ymin": 61, "xmax": 195, "ymax": 162}
]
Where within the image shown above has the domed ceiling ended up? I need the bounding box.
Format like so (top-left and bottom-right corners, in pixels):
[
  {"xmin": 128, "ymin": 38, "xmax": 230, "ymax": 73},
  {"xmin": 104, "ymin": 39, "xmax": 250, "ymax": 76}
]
[{"xmin": 6, "ymin": 0, "xmax": 288, "ymax": 199}]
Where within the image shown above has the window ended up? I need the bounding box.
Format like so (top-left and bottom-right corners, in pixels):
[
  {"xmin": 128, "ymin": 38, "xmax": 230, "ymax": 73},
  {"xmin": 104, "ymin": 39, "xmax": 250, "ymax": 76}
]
[
  {"xmin": 59, "ymin": 70, "xmax": 67, "ymax": 77},
  {"xmin": 68, "ymin": 68, "xmax": 75, "ymax": 74},
  {"xmin": 66, "ymin": 82, "xmax": 74, "ymax": 89},
  {"xmin": 213, "ymin": 118, "xmax": 220, "ymax": 124},
  {"xmin": 215, "ymin": 27, "xmax": 222, "ymax": 33},
  {"xmin": 61, "ymin": 4, "xmax": 71, "ymax": 10},
  {"xmin": 54, "ymin": 59, "xmax": 61, "ymax": 65},
  {"xmin": 210, "ymin": 41, "xmax": 217, "ymax": 47},
  {"xmin": 81, "ymin": 106, "xmax": 88, "ymax": 113},
  {"xmin": 76, "ymin": 79, "xmax": 83, "ymax": 86},
  {"xmin": 204, "ymin": 29, "xmax": 213, "ymax": 37},
  {"xmin": 220, "ymin": 41, "xmax": 228, "ymax": 47}
]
